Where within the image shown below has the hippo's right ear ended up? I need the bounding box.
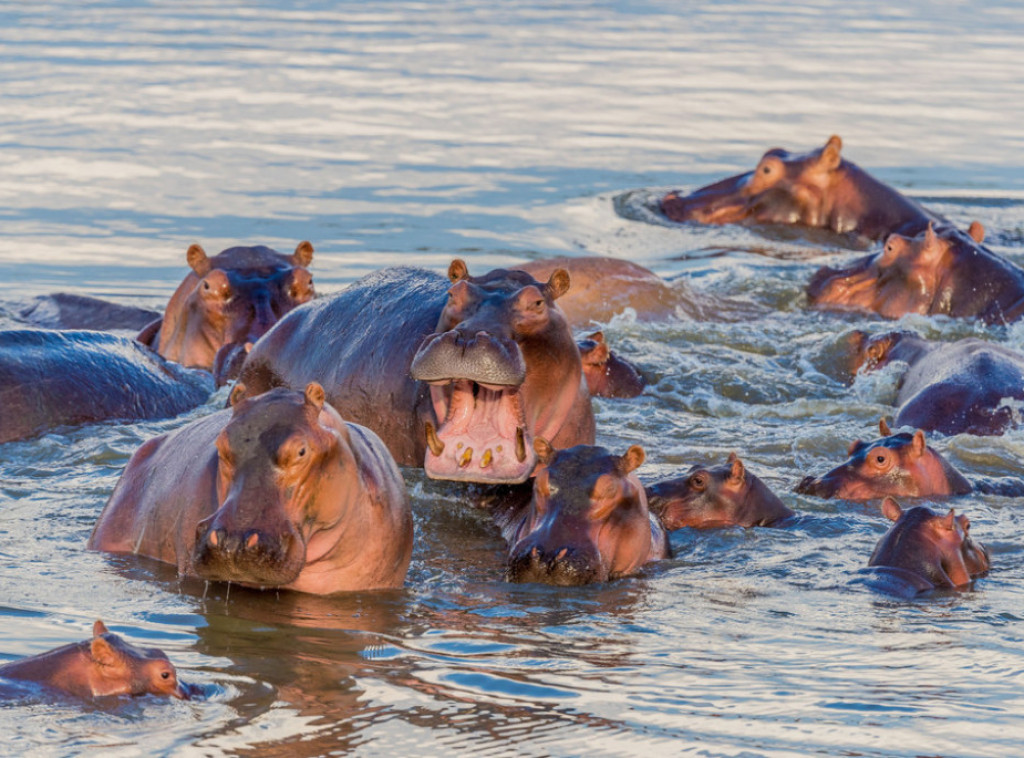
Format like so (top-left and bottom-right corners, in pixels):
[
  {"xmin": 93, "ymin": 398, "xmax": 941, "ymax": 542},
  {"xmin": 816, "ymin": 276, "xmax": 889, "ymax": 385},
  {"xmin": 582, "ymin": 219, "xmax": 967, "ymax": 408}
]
[
  {"xmin": 90, "ymin": 634, "xmax": 121, "ymax": 668},
  {"xmin": 618, "ymin": 445, "xmax": 645, "ymax": 474},
  {"xmin": 819, "ymin": 135, "xmax": 843, "ymax": 171},
  {"xmin": 545, "ymin": 269, "xmax": 571, "ymax": 301},
  {"xmin": 93, "ymin": 620, "xmax": 109, "ymax": 638},
  {"xmin": 448, "ymin": 259, "xmax": 469, "ymax": 283},
  {"xmin": 587, "ymin": 331, "xmax": 606, "ymax": 345},
  {"xmin": 229, "ymin": 383, "xmax": 248, "ymax": 408},
  {"xmin": 880, "ymin": 496, "xmax": 903, "ymax": 522},
  {"xmin": 879, "ymin": 417, "xmax": 892, "ymax": 437},
  {"xmin": 534, "ymin": 437, "xmax": 555, "ymax": 465},
  {"xmin": 186, "ymin": 244, "xmax": 211, "ymax": 277},
  {"xmin": 292, "ymin": 240, "xmax": 315, "ymax": 267},
  {"xmin": 847, "ymin": 438, "xmax": 864, "ymax": 457},
  {"xmin": 968, "ymin": 221, "xmax": 985, "ymax": 243},
  {"xmin": 304, "ymin": 382, "xmax": 326, "ymax": 411}
]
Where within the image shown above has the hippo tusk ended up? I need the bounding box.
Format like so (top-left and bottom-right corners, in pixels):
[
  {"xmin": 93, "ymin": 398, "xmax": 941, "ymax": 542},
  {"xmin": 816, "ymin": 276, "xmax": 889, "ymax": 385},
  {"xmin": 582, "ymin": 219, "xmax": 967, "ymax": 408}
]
[
  {"xmin": 459, "ymin": 447, "xmax": 473, "ymax": 468},
  {"xmin": 480, "ymin": 448, "xmax": 493, "ymax": 469},
  {"xmin": 425, "ymin": 422, "xmax": 445, "ymax": 457},
  {"xmin": 515, "ymin": 427, "xmax": 526, "ymax": 463}
]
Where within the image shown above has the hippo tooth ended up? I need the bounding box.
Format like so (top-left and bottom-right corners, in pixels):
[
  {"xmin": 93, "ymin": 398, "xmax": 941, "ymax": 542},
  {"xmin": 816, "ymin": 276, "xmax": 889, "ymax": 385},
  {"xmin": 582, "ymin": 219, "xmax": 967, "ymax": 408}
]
[
  {"xmin": 480, "ymin": 448, "xmax": 493, "ymax": 468},
  {"xmin": 459, "ymin": 447, "xmax": 473, "ymax": 468},
  {"xmin": 515, "ymin": 427, "xmax": 526, "ymax": 463},
  {"xmin": 425, "ymin": 421, "xmax": 445, "ymax": 457}
]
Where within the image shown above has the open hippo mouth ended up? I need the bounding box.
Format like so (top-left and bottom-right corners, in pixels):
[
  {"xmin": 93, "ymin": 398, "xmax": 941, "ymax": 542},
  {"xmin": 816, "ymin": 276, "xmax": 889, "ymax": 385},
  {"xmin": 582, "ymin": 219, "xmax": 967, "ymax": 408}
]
[{"xmin": 411, "ymin": 330, "xmax": 536, "ymax": 483}]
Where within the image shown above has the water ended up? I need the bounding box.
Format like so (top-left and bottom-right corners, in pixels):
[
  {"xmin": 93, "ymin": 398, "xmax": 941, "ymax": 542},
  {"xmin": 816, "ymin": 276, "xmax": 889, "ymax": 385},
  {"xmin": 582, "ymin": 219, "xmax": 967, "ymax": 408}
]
[{"xmin": 2, "ymin": 1, "xmax": 1024, "ymax": 755}]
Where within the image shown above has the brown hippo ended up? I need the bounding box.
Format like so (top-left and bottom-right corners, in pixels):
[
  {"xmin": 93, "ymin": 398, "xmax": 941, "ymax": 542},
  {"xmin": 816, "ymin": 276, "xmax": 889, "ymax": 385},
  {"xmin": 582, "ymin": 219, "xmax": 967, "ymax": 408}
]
[
  {"xmin": 0, "ymin": 330, "xmax": 213, "ymax": 444},
  {"xmin": 577, "ymin": 331, "xmax": 646, "ymax": 399},
  {"xmin": 852, "ymin": 331, "xmax": 1024, "ymax": 436},
  {"xmin": 238, "ymin": 261, "xmax": 595, "ymax": 485},
  {"xmin": 660, "ymin": 135, "xmax": 937, "ymax": 241},
  {"xmin": 88, "ymin": 383, "xmax": 412, "ymax": 594},
  {"xmin": 0, "ymin": 621, "xmax": 188, "ymax": 700},
  {"xmin": 864, "ymin": 497, "xmax": 990, "ymax": 595},
  {"xmin": 493, "ymin": 440, "xmax": 670, "ymax": 585},
  {"xmin": 796, "ymin": 419, "xmax": 971, "ymax": 500},
  {"xmin": 807, "ymin": 222, "xmax": 1024, "ymax": 325},
  {"xmin": 647, "ymin": 453, "xmax": 793, "ymax": 529},
  {"xmin": 138, "ymin": 241, "xmax": 315, "ymax": 384}
]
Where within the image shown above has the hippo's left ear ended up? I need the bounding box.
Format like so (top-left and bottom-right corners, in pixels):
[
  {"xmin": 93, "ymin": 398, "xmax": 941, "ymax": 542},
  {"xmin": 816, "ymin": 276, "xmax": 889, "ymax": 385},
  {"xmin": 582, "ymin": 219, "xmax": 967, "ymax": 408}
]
[
  {"xmin": 727, "ymin": 453, "xmax": 745, "ymax": 483},
  {"xmin": 534, "ymin": 437, "xmax": 555, "ymax": 465},
  {"xmin": 819, "ymin": 135, "xmax": 842, "ymax": 171},
  {"xmin": 911, "ymin": 430, "xmax": 927, "ymax": 458},
  {"xmin": 941, "ymin": 509, "xmax": 957, "ymax": 531},
  {"xmin": 304, "ymin": 382, "xmax": 326, "ymax": 411},
  {"xmin": 90, "ymin": 634, "xmax": 121, "ymax": 668},
  {"xmin": 618, "ymin": 445, "xmax": 645, "ymax": 474},
  {"xmin": 291, "ymin": 240, "xmax": 315, "ymax": 267},
  {"xmin": 186, "ymin": 244, "xmax": 211, "ymax": 277},
  {"xmin": 448, "ymin": 259, "xmax": 470, "ymax": 283},
  {"xmin": 229, "ymin": 383, "xmax": 248, "ymax": 408},
  {"xmin": 880, "ymin": 496, "xmax": 903, "ymax": 522},
  {"xmin": 93, "ymin": 620, "xmax": 109, "ymax": 638},
  {"xmin": 545, "ymin": 269, "xmax": 571, "ymax": 301},
  {"xmin": 968, "ymin": 221, "xmax": 985, "ymax": 243},
  {"xmin": 879, "ymin": 417, "xmax": 892, "ymax": 437}
]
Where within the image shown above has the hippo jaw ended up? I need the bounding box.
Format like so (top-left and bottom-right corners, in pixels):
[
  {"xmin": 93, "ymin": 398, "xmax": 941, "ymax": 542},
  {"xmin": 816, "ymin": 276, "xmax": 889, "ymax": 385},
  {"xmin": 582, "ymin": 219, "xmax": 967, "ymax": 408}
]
[{"xmin": 505, "ymin": 541, "xmax": 604, "ymax": 586}]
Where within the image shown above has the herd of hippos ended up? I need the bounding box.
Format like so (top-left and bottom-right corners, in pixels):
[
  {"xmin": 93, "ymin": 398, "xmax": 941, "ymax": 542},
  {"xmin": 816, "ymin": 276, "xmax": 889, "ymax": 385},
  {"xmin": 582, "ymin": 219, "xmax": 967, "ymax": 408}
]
[{"xmin": 1, "ymin": 135, "xmax": 1014, "ymax": 700}]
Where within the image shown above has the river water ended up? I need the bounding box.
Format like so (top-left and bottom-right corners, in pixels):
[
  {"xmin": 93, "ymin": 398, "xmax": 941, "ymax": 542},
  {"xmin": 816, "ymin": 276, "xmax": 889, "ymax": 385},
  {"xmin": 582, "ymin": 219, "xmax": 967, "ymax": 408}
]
[{"xmin": 1, "ymin": 2, "xmax": 1023, "ymax": 756}]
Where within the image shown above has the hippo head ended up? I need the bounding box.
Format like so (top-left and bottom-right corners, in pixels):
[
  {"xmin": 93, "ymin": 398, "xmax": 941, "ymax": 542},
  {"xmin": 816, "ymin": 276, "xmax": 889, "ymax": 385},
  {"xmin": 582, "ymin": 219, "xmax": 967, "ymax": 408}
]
[
  {"xmin": 847, "ymin": 329, "xmax": 923, "ymax": 377},
  {"xmin": 868, "ymin": 497, "xmax": 990, "ymax": 589},
  {"xmin": 578, "ymin": 331, "xmax": 646, "ymax": 399},
  {"xmin": 505, "ymin": 440, "xmax": 666, "ymax": 585},
  {"xmin": 88, "ymin": 621, "xmax": 188, "ymax": 699},
  {"xmin": 192, "ymin": 382, "xmax": 351, "ymax": 588},
  {"xmin": 410, "ymin": 260, "xmax": 590, "ymax": 484},
  {"xmin": 796, "ymin": 419, "xmax": 971, "ymax": 500},
  {"xmin": 661, "ymin": 135, "xmax": 844, "ymax": 228},
  {"xmin": 647, "ymin": 453, "xmax": 793, "ymax": 529},
  {"xmin": 807, "ymin": 223, "xmax": 984, "ymax": 318},
  {"xmin": 154, "ymin": 241, "xmax": 315, "ymax": 381}
]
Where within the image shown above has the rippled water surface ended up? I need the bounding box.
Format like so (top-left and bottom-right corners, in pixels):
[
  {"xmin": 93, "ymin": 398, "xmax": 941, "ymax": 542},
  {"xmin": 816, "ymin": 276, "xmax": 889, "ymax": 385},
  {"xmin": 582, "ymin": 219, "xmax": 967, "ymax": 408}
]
[{"xmin": 2, "ymin": 2, "xmax": 1024, "ymax": 756}]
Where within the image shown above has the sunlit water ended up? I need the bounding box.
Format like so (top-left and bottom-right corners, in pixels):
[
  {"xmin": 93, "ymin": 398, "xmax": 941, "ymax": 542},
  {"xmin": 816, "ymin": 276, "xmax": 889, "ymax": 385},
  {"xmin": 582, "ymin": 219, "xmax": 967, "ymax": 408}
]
[{"xmin": 1, "ymin": 2, "xmax": 1024, "ymax": 756}]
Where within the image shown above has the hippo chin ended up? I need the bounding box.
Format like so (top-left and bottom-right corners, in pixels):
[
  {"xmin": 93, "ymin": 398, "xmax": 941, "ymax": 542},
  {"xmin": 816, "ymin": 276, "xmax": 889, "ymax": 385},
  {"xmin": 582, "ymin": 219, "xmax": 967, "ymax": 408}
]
[
  {"xmin": 661, "ymin": 135, "xmax": 937, "ymax": 241},
  {"xmin": 238, "ymin": 260, "xmax": 595, "ymax": 487},
  {"xmin": 648, "ymin": 453, "xmax": 793, "ymax": 529},
  {"xmin": 493, "ymin": 440, "xmax": 670, "ymax": 585},
  {"xmin": 0, "ymin": 620, "xmax": 188, "ymax": 700},
  {"xmin": 864, "ymin": 497, "xmax": 990, "ymax": 595},
  {"xmin": 89, "ymin": 383, "xmax": 412, "ymax": 594},
  {"xmin": 138, "ymin": 241, "xmax": 315, "ymax": 384},
  {"xmin": 808, "ymin": 222, "xmax": 1024, "ymax": 324}
]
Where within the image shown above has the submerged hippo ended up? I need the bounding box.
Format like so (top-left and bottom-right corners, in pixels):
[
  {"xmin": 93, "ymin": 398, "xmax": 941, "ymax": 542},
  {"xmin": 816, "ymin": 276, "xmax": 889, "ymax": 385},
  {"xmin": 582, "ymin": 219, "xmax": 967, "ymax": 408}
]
[
  {"xmin": 0, "ymin": 330, "xmax": 213, "ymax": 444},
  {"xmin": 138, "ymin": 241, "xmax": 315, "ymax": 384},
  {"xmin": 660, "ymin": 135, "xmax": 936, "ymax": 241},
  {"xmin": 864, "ymin": 497, "xmax": 990, "ymax": 595},
  {"xmin": 578, "ymin": 331, "xmax": 646, "ymax": 399},
  {"xmin": 797, "ymin": 420, "xmax": 971, "ymax": 500},
  {"xmin": 493, "ymin": 440, "xmax": 670, "ymax": 585},
  {"xmin": 15, "ymin": 293, "xmax": 161, "ymax": 332},
  {"xmin": 852, "ymin": 331, "xmax": 1024, "ymax": 436},
  {"xmin": 0, "ymin": 621, "xmax": 188, "ymax": 700},
  {"xmin": 647, "ymin": 453, "xmax": 793, "ymax": 529},
  {"xmin": 808, "ymin": 222, "xmax": 1024, "ymax": 325},
  {"xmin": 89, "ymin": 383, "xmax": 412, "ymax": 594},
  {"xmin": 238, "ymin": 261, "xmax": 595, "ymax": 485}
]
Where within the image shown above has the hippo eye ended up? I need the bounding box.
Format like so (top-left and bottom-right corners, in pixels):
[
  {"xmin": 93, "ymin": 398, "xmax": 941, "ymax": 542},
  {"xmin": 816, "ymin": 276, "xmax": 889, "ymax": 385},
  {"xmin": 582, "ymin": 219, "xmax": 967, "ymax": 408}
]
[
  {"xmin": 161, "ymin": 671, "xmax": 170, "ymax": 680},
  {"xmin": 761, "ymin": 165, "xmax": 771, "ymax": 174},
  {"xmin": 203, "ymin": 281, "xmax": 210, "ymax": 291},
  {"xmin": 689, "ymin": 473, "xmax": 707, "ymax": 491},
  {"xmin": 298, "ymin": 446, "xmax": 306, "ymax": 457}
]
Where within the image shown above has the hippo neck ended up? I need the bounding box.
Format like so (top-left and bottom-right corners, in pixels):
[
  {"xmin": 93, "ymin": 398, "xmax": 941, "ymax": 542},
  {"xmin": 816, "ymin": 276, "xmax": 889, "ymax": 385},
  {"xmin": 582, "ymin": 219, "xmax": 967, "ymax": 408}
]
[
  {"xmin": 836, "ymin": 162, "xmax": 937, "ymax": 239},
  {"xmin": 0, "ymin": 642, "xmax": 92, "ymax": 692}
]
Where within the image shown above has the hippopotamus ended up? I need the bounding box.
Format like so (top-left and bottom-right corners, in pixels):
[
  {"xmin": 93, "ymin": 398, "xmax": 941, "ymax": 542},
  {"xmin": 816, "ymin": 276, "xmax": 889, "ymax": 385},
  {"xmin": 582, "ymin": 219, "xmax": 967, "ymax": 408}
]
[
  {"xmin": 807, "ymin": 222, "xmax": 1024, "ymax": 324},
  {"xmin": 238, "ymin": 261, "xmax": 595, "ymax": 485},
  {"xmin": 864, "ymin": 497, "xmax": 990, "ymax": 595},
  {"xmin": 851, "ymin": 330, "xmax": 1024, "ymax": 435},
  {"xmin": 88, "ymin": 383, "xmax": 412, "ymax": 594},
  {"xmin": 0, "ymin": 330, "xmax": 214, "ymax": 444},
  {"xmin": 15, "ymin": 293, "xmax": 161, "ymax": 332},
  {"xmin": 796, "ymin": 419, "xmax": 971, "ymax": 500},
  {"xmin": 577, "ymin": 331, "xmax": 646, "ymax": 399},
  {"xmin": 0, "ymin": 621, "xmax": 188, "ymax": 700},
  {"xmin": 647, "ymin": 453, "xmax": 793, "ymax": 529},
  {"xmin": 660, "ymin": 135, "xmax": 937, "ymax": 241},
  {"xmin": 492, "ymin": 440, "xmax": 670, "ymax": 585},
  {"xmin": 137, "ymin": 241, "xmax": 315, "ymax": 384}
]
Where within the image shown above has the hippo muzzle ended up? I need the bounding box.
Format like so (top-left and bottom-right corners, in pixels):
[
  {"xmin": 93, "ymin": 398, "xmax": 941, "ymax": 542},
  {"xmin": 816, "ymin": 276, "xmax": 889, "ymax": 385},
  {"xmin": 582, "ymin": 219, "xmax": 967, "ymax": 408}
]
[{"xmin": 506, "ymin": 539, "xmax": 604, "ymax": 586}]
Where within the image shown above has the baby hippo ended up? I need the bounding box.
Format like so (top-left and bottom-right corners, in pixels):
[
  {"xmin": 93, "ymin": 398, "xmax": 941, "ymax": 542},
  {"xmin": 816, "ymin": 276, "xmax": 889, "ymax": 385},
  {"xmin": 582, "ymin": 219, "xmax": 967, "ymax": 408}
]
[
  {"xmin": 796, "ymin": 419, "xmax": 971, "ymax": 500},
  {"xmin": 0, "ymin": 621, "xmax": 188, "ymax": 700},
  {"xmin": 866, "ymin": 497, "xmax": 990, "ymax": 594},
  {"xmin": 577, "ymin": 331, "xmax": 646, "ymax": 399},
  {"xmin": 495, "ymin": 440, "xmax": 670, "ymax": 585},
  {"xmin": 646, "ymin": 453, "xmax": 793, "ymax": 529}
]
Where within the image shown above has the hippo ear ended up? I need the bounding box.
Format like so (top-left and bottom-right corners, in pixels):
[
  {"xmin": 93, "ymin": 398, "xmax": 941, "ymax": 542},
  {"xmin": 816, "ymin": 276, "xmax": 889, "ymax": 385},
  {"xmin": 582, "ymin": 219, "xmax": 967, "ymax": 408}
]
[
  {"xmin": 587, "ymin": 331, "xmax": 605, "ymax": 345},
  {"xmin": 90, "ymin": 635, "xmax": 120, "ymax": 668},
  {"xmin": 291, "ymin": 240, "xmax": 315, "ymax": 267},
  {"xmin": 229, "ymin": 383, "xmax": 248, "ymax": 408},
  {"xmin": 448, "ymin": 259, "xmax": 469, "ymax": 283},
  {"xmin": 545, "ymin": 269, "xmax": 571, "ymax": 301},
  {"xmin": 619, "ymin": 445, "xmax": 645, "ymax": 474},
  {"xmin": 968, "ymin": 221, "xmax": 985, "ymax": 243},
  {"xmin": 304, "ymin": 382, "xmax": 326, "ymax": 411},
  {"xmin": 186, "ymin": 244, "xmax": 211, "ymax": 277},
  {"xmin": 911, "ymin": 430, "xmax": 927, "ymax": 458},
  {"xmin": 819, "ymin": 135, "xmax": 842, "ymax": 171},
  {"xmin": 941, "ymin": 508, "xmax": 956, "ymax": 531},
  {"xmin": 880, "ymin": 496, "xmax": 903, "ymax": 522},
  {"xmin": 728, "ymin": 454, "xmax": 745, "ymax": 483},
  {"xmin": 533, "ymin": 437, "xmax": 555, "ymax": 465},
  {"xmin": 847, "ymin": 438, "xmax": 864, "ymax": 457},
  {"xmin": 879, "ymin": 417, "xmax": 892, "ymax": 437},
  {"xmin": 93, "ymin": 620, "xmax": 109, "ymax": 638}
]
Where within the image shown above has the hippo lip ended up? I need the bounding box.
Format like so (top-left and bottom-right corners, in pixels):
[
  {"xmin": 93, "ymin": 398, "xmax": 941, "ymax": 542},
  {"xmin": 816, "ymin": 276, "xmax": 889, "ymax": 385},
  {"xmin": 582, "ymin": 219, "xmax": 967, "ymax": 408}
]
[{"xmin": 424, "ymin": 379, "xmax": 535, "ymax": 484}]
